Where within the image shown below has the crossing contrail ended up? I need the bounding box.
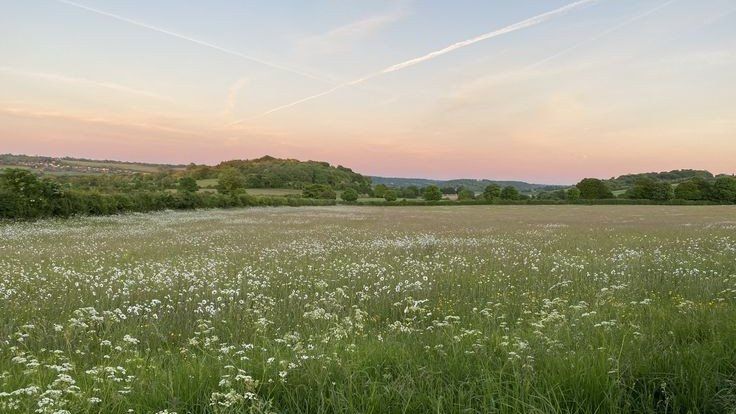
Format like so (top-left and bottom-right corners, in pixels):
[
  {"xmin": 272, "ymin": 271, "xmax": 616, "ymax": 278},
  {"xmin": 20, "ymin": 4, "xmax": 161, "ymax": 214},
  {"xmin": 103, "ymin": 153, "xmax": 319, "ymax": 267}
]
[
  {"xmin": 231, "ymin": 0, "xmax": 600, "ymax": 124},
  {"xmin": 524, "ymin": 0, "xmax": 678, "ymax": 71},
  {"xmin": 54, "ymin": 0, "xmax": 326, "ymax": 83}
]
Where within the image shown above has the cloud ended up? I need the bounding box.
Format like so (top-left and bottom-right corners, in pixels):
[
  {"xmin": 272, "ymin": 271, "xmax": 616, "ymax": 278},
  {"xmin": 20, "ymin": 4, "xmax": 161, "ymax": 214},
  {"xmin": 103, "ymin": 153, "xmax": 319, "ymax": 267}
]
[
  {"xmin": 0, "ymin": 66, "xmax": 175, "ymax": 103},
  {"xmin": 223, "ymin": 77, "xmax": 250, "ymax": 116},
  {"xmin": 298, "ymin": 9, "xmax": 407, "ymax": 54},
  {"xmin": 0, "ymin": 105, "xmax": 201, "ymax": 137},
  {"xmin": 231, "ymin": 0, "xmax": 600, "ymax": 124}
]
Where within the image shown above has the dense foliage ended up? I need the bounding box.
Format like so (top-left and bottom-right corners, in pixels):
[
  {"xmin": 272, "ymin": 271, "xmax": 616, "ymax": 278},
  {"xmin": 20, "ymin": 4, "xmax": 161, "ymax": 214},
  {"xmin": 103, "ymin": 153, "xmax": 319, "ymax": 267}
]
[
  {"xmin": 197, "ymin": 156, "xmax": 371, "ymax": 192},
  {"xmin": 606, "ymin": 169, "xmax": 714, "ymax": 190},
  {"xmin": 0, "ymin": 169, "xmax": 335, "ymax": 219},
  {"xmin": 577, "ymin": 178, "xmax": 615, "ymax": 199}
]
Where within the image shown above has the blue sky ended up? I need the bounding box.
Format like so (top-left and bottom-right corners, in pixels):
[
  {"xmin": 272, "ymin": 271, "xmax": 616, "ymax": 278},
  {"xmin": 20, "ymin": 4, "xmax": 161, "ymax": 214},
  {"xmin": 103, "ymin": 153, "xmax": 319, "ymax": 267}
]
[{"xmin": 1, "ymin": 0, "xmax": 735, "ymax": 183}]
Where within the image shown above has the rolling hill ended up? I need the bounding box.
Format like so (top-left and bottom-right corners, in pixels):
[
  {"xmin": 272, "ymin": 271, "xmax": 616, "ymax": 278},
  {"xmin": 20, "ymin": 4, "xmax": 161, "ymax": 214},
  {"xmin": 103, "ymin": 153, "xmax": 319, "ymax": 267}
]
[{"xmin": 370, "ymin": 177, "xmax": 565, "ymax": 194}]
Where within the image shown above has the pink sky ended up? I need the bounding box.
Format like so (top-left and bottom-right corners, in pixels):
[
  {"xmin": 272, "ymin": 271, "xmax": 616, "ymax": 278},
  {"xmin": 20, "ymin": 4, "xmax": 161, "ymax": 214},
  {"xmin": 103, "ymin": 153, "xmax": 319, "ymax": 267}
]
[{"xmin": 2, "ymin": 1, "xmax": 735, "ymax": 184}]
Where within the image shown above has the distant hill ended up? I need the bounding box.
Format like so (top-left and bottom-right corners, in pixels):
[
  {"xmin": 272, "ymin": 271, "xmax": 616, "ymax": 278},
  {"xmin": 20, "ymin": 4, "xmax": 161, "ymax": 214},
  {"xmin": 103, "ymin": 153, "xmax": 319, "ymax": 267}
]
[
  {"xmin": 604, "ymin": 169, "xmax": 715, "ymax": 191},
  {"xmin": 370, "ymin": 176, "xmax": 565, "ymax": 194},
  {"xmin": 0, "ymin": 153, "xmax": 185, "ymax": 175}
]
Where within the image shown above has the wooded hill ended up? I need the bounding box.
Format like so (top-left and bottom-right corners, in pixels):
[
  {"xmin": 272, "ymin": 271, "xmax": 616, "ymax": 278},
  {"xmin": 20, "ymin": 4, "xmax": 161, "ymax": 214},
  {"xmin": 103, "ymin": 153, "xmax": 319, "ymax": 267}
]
[
  {"xmin": 604, "ymin": 169, "xmax": 717, "ymax": 191},
  {"xmin": 188, "ymin": 156, "xmax": 371, "ymax": 191}
]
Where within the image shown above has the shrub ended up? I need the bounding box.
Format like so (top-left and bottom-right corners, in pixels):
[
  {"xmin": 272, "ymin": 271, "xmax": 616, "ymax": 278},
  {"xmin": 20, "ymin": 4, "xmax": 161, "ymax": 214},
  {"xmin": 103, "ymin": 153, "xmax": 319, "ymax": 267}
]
[{"xmin": 341, "ymin": 188, "xmax": 359, "ymax": 202}]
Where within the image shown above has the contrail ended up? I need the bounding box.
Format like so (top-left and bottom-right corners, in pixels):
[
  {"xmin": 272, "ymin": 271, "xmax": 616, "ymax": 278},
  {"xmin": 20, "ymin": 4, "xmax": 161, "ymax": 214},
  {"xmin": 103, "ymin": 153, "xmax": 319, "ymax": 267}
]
[
  {"xmin": 54, "ymin": 0, "xmax": 326, "ymax": 82},
  {"xmin": 524, "ymin": 0, "xmax": 678, "ymax": 71},
  {"xmin": 231, "ymin": 0, "xmax": 600, "ymax": 124}
]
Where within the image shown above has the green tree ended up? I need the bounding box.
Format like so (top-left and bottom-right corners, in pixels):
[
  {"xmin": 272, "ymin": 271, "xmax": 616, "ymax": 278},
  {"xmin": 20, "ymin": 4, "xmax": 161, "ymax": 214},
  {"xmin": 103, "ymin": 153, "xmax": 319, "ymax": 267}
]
[
  {"xmin": 500, "ymin": 186, "xmax": 520, "ymax": 200},
  {"xmin": 457, "ymin": 188, "xmax": 475, "ymax": 200},
  {"xmin": 177, "ymin": 176, "xmax": 199, "ymax": 193},
  {"xmin": 625, "ymin": 178, "xmax": 673, "ymax": 201},
  {"xmin": 384, "ymin": 189, "xmax": 398, "ymax": 202},
  {"xmin": 340, "ymin": 188, "xmax": 359, "ymax": 202},
  {"xmin": 576, "ymin": 178, "xmax": 614, "ymax": 199},
  {"xmin": 711, "ymin": 176, "xmax": 736, "ymax": 202},
  {"xmin": 423, "ymin": 185, "xmax": 442, "ymax": 201},
  {"xmin": 482, "ymin": 184, "xmax": 501, "ymax": 201},
  {"xmin": 0, "ymin": 169, "xmax": 60, "ymax": 218},
  {"xmin": 400, "ymin": 186, "xmax": 419, "ymax": 199},
  {"xmin": 674, "ymin": 177, "xmax": 711, "ymax": 200},
  {"xmin": 567, "ymin": 188, "xmax": 581, "ymax": 201},
  {"xmin": 373, "ymin": 184, "xmax": 388, "ymax": 198},
  {"xmin": 216, "ymin": 168, "xmax": 246, "ymax": 195}
]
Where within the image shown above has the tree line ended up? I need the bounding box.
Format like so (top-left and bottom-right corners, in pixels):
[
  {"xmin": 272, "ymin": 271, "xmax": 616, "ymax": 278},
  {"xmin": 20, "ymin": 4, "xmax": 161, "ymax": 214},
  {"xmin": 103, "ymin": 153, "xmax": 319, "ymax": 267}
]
[
  {"xmin": 0, "ymin": 169, "xmax": 334, "ymax": 219},
  {"xmin": 2, "ymin": 167, "xmax": 734, "ymax": 220}
]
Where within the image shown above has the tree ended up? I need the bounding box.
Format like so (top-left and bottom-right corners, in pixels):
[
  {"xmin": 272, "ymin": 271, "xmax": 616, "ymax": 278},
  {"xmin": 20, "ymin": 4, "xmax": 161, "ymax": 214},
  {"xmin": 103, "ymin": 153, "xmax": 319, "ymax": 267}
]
[
  {"xmin": 625, "ymin": 178, "xmax": 673, "ymax": 201},
  {"xmin": 423, "ymin": 185, "xmax": 442, "ymax": 201},
  {"xmin": 0, "ymin": 168, "xmax": 61, "ymax": 218},
  {"xmin": 177, "ymin": 176, "xmax": 199, "ymax": 193},
  {"xmin": 576, "ymin": 178, "xmax": 614, "ymax": 199},
  {"xmin": 567, "ymin": 188, "xmax": 581, "ymax": 201},
  {"xmin": 216, "ymin": 168, "xmax": 245, "ymax": 195},
  {"xmin": 384, "ymin": 189, "xmax": 398, "ymax": 202},
  {"xmin": 674, "ymin": 178, "xmax": 710, "ymax": 200},
  {"xmin": 482, "ymin": 184, "xmax": 501, "ymax": 201},
  {"xmin": 457, "ymin": 188, "xmax": 475, "ymax": 200},
  {"xmin": 373, "ymin": 184, "xmax": 388, "ymax": 198},
  {"xmin": 400, "ymin": 186, "xmax": 419, "ymax": 199},
  {"xmin": 303, "ymin": 184, "xmax": 336, "ymax": 199},
  {"xmin": 441, "ymin": 186, "xmax": 457, "ymax": 195},
  {"xmin": 500, "ymin": 186, "xmax": 520, "ymax": 200},
  {"xmin": 711, "ymin": 176, "xmax": 736, "ymax": 202},
  {"xmin": 340, "ymin": 188, "xmax": 359, "ymax": 202}
]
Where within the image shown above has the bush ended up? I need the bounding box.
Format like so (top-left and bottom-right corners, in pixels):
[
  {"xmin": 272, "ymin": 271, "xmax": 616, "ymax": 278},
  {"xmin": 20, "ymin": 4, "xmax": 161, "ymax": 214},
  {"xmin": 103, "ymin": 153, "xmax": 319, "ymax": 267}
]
[
  {"xmin": 384, "ymin": 189, "xmax": 398, "ymax": 202},
  {"xmin": 341, "ymin": 188, "xmax": 359, "ymax": 202}
]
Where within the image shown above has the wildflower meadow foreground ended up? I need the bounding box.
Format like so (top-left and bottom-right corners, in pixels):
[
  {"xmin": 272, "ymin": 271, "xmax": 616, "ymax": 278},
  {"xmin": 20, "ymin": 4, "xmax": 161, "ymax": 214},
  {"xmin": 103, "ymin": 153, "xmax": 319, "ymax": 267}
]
[{"xmin": 1, "ymin": 205, "xmax": 736, "ymax": 413}]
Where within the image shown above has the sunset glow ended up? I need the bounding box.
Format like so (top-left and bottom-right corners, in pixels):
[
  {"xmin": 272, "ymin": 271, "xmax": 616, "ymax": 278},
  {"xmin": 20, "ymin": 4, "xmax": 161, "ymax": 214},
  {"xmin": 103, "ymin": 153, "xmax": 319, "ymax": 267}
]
[{"xmin": 2, "ymin": 0, "xmax": 735, "ymax": 183}]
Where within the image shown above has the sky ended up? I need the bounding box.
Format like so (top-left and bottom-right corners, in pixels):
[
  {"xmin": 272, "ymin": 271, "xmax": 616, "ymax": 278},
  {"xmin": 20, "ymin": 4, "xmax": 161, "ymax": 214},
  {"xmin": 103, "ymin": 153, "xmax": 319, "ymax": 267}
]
[{"xmin": 1, "ymin": 0, "xmax": 735, "ymax": 183}]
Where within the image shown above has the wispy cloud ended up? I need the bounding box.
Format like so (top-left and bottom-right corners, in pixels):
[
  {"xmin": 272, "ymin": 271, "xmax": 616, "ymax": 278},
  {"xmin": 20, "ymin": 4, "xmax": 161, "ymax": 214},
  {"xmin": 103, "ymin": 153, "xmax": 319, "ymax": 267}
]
[
  {"xmin": 0, "ymin": 66, "xmax": 174, "ymax": 102},
  {"xmin": 222, "ymin": 77, "xmax": 250, "ymax": 117},
  {"xmin": 0, "ymin": 105, "xmax": 201, "ymax": 137},
  {"xmin": 298, "ymin": 9, "xmax": 407, "ymax": 54},
  {"xmin": 54, "ymin": 0, "xmax": 327, "ymax": 83},
  {"xmin": 231, "ymin": 0, "xmax": 600, "ymax": 124}
]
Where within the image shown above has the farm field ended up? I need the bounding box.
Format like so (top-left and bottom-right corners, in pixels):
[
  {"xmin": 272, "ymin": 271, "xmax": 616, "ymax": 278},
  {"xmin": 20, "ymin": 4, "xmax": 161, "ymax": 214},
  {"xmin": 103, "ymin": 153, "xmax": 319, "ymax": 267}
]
[{"xmin": 1, "ymin": 206, "xmax": 736, "ymax": 413}]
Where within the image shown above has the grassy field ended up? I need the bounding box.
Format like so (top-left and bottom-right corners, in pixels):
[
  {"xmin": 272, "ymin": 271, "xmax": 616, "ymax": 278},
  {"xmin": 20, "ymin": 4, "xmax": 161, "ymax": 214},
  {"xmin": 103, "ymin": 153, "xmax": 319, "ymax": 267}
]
[{"xmin": 1, "ymin": 206, "xmax": 736, "ymax": 413}]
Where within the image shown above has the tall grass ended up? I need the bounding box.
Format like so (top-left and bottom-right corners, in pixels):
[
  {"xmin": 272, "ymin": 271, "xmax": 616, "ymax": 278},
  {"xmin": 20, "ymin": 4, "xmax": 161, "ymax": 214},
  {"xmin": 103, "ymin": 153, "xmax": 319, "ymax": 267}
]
[{"xmin": 1, "ymin": 206, "xmax": 735, "ymax": 413}]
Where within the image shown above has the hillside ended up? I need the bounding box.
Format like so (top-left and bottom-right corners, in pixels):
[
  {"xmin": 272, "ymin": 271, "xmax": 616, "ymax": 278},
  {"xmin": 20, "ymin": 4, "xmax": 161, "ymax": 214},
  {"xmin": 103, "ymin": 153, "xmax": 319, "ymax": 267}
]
[
  {"xmin": 604, "ymin": 169, "xmax": 715, "ymax": 191},
  {"xmin": 190, "ymin": 156, "xmax": 372, "ymax": 190},
  {"xmin": 370, "ymin": 176, "xmax": 565, "ymax": 194},
  {"xmin": 0, "ymin": 153, "xmax": 185, "ymax": 175}
]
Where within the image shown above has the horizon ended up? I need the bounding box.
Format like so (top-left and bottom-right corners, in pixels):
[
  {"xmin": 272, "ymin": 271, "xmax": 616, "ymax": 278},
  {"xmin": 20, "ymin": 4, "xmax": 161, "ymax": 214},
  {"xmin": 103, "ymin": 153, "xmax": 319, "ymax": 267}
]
[
  {"xmin": 6, "ymin": 151, "xmax": 733, "ymax": 187},
  {"xmin": 2, "ymin": 1, "xmax": 735, "ymax": 183}
]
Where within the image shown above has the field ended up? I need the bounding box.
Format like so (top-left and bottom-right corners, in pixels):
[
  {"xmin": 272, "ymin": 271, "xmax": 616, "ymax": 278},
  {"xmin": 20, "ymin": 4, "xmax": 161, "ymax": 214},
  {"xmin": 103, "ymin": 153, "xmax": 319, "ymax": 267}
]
[{"xmin": 1, "ymin": 206, "xmax": 736, "ymax": 413}]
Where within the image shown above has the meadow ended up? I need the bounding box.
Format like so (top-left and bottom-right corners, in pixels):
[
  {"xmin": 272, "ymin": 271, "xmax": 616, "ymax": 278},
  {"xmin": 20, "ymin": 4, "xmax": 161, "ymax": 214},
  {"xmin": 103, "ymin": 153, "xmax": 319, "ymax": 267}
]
[{"xmin": 1, "ymin": 205, "xmax": 736, "ymax": 413}]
